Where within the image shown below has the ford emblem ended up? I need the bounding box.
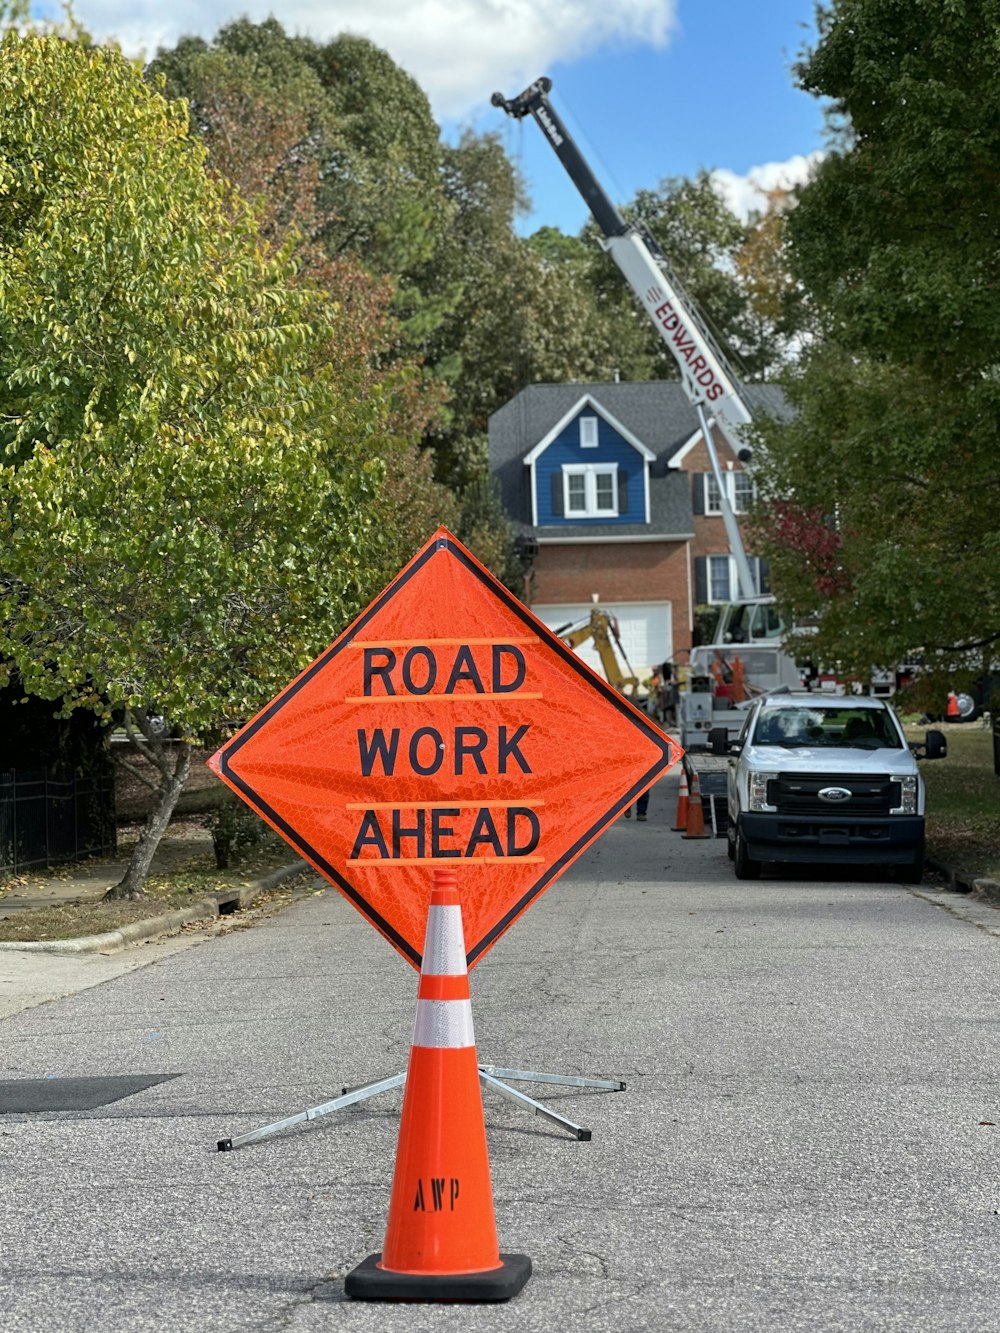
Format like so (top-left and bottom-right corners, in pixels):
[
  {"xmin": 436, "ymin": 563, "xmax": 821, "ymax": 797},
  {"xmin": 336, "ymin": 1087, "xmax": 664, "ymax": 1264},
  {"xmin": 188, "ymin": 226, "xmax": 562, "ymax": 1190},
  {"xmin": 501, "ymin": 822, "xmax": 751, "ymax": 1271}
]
[{"xmin": 819, "ymin": 786, "xmax": 852, "ymax": 803}]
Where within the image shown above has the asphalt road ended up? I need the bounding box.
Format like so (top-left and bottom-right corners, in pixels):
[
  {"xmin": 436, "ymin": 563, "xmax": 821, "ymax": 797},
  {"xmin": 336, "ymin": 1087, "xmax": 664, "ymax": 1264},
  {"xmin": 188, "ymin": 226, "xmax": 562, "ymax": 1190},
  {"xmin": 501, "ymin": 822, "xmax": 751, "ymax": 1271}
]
[{"xmin": 1, "ymin": 792, "xmax": 998, "ymax": 1332}]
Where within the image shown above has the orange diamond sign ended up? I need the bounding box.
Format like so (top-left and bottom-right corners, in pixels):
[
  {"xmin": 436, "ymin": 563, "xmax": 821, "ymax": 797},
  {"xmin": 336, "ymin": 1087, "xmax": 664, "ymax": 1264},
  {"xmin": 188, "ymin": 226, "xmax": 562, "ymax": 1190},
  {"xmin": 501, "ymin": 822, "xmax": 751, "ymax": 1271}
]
[{"xmin": 209, "ymin": 529, "xmax": 681, "ymax": 969}]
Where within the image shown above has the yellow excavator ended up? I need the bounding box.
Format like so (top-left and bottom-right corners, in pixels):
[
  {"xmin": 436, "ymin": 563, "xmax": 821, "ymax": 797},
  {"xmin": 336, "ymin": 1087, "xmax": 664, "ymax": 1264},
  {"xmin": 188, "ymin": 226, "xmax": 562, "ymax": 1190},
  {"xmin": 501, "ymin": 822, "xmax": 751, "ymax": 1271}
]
[{"xmin": 554, "ymin": 609, "xmax": 651, "ymax": 704}]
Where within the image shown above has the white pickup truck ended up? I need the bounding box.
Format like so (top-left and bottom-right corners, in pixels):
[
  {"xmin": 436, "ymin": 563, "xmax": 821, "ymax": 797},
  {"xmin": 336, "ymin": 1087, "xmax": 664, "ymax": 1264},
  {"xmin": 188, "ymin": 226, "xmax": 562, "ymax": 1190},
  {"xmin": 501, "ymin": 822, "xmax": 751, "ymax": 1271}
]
[{"xmin": 710, "ymin": 694, "xmax": 947, "ymax": 883}]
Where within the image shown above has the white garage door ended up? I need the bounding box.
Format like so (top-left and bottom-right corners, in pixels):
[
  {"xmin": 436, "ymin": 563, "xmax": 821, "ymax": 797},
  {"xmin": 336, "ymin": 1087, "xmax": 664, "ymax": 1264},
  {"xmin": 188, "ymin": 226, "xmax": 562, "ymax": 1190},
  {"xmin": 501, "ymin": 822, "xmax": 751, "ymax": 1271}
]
[{"xmin": 533, "ymin": 602, "xmax": 673, "ymax": 682}]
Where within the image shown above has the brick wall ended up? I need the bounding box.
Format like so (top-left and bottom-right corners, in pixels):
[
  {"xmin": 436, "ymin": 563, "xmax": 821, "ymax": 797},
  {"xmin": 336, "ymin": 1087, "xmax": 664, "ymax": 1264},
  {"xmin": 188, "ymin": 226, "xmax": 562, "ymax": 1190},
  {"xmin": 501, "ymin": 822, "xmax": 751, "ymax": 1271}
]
[{"xmin": 530, "ymin": 540, "xmax": 693, "ymax": 656}]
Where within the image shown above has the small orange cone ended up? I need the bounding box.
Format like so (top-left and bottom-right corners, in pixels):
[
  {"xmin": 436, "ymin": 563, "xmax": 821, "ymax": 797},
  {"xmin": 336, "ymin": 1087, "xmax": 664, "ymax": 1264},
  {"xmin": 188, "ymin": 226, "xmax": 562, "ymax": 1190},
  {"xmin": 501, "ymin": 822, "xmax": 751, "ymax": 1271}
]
[
  {"xmin": 671, "ymin": 766, "xmax": 690, "ymax": 830},
  {"xmin": 681, "ymin": 770, "xmax": 711, "ymax": 839},
  {"xmin": 345, "ymin": 867, "xmax": 531, "ymax": 1302},
  {"xmin": 947, "ymin": 690, "xmax": 960, "ymax": 719}
]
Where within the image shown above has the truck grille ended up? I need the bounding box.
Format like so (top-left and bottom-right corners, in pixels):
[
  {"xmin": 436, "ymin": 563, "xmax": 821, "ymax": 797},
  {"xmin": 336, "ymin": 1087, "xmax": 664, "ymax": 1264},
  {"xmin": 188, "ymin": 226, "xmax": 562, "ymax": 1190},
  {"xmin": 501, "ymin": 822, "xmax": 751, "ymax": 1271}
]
[{"xmin": 769, "ymin": 772, "xmax": 900, "ymax": 817}]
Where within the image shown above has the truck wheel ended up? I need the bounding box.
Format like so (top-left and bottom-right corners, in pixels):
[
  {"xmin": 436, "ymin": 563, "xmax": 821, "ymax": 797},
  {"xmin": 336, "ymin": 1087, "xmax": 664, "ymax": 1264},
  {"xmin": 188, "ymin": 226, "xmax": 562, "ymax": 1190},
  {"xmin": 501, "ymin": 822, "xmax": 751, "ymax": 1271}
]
[
  {"xmin": 896, "ymin": 853, "xmax": 924, "ymax": 885},
  {"xmin": 734, "ymin": 824, "xmax": 761, "ymax": 880},
  {"xmin": 954, "ymin": 692, "xmax": 981, "ymax": 722},
  {"xmin": 726, "ymin": 827, "xmax": 736, "ymax": 861}
]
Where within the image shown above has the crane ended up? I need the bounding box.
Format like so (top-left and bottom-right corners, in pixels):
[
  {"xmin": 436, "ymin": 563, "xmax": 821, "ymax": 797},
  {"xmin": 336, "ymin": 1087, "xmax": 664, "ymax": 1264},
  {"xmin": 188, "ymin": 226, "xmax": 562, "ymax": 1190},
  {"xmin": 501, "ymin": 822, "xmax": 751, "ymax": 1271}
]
[{"xmin": 492, "ymin": 76, "xmax": 760, "ymax": 602}]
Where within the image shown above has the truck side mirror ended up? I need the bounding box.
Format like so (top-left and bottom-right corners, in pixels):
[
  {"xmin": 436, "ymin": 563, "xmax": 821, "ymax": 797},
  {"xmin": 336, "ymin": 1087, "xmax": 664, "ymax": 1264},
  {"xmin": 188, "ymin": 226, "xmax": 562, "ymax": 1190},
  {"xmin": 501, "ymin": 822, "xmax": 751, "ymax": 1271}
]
[
  {"xmin": 708, "ymin": 727, "xmax": 731, "ymax": 755},
  {"xmin": 911, "ymin": 730, "xmax": 947, "ymax": 760},
  {"xmin": 923, "ymin": 729, "xmax": 947, "ymax": 760}
]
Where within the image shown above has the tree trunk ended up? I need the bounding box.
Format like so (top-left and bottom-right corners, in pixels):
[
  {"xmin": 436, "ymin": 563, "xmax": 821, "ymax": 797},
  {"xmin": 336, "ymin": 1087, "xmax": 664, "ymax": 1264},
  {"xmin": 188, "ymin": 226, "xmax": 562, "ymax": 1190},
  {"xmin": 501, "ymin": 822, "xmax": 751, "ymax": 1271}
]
[{"xmin": 105, "ymin": 740, "xmax": 192, "ymax": 901}]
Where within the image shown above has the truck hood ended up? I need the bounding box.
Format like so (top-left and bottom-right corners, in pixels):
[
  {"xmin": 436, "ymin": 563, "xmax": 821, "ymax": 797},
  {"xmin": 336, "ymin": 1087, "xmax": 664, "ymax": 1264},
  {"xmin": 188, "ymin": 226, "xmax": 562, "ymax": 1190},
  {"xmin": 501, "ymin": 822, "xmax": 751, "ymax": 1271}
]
[{"xmin": 746, "ymin": 745, "xmax": 919, "ymax": 776}]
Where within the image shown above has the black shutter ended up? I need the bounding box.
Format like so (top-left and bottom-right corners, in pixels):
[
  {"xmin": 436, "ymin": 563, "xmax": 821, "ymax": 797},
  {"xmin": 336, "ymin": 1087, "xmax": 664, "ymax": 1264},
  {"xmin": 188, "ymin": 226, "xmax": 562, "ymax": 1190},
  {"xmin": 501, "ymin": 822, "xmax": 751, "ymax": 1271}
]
[
  {"xmin": 617, "ymin": 467, "xmax": 629, "ymax": 515},
  {"xmin": 756, "ymin": 557, "xmax": 771, "ymax": 596},
  {"xmin": 695, "ymin": 556, "xmax": 708, "ymax": 605},
  {"xmin": 692, "ymin": 473, "xmax": 705, "ymax": 515},
  {"xmin": 550, "ymin": 469, "xmax": 564, "ymax": 517}
]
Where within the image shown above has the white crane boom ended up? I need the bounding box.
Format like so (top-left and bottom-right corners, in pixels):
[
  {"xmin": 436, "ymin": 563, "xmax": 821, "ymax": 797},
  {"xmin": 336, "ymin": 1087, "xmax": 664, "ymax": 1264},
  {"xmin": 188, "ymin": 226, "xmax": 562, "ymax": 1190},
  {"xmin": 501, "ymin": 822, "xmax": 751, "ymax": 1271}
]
[{"xmin": 492, "ymin": 77, "xmax": 759, "ymax": 601}]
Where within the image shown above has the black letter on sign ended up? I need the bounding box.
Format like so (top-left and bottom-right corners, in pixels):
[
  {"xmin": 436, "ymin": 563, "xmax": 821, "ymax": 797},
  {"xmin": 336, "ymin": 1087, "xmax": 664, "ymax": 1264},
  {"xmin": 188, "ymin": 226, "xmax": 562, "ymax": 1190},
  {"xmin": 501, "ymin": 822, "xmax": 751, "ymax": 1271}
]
[
  {"xmin": 492, "ymin": 645, "xmax": 525, "ymax": 693},
  {"xmin": 413, "ymin": 1180, "xmax": 425, "ymax": 1211},
  {"xmin": 466, "ymin": 809, "xmax": 504, "ymax": 857},
  {"xmin": 402, "ymin": 646, "xmax": 436, "ymax": 694},
  {"xmin": 507, "ymin": 808, "xmax": 540, "ymax": 856},
  {"xmin": 357, "ymin": 728, "xmax": 399, "ymax": 777},
  {"xmin": 455, "ymin": 727, "xmax": 488, "ymax": 775},
  {"xmin": 498, "ymin": 724, "xmax": 531, "ymax": 773},
  {"xmin": 392, "ymin": 808, "xmax": 426, "ymax": 859},
  {"xmin": 363, "ymin": 648, "xmax": 396, "ymax": 696},
  {"xmin": 351, "ymin": 812, "xmax": 388, "ymax": 860},
  {"xmin": 409, "ymin": 726, "xmax": 444, "ymax": 775},
  {"xmin": 431, "ymin": 808, "xmax": 461, "ymax": 857},
  {"xmin": 444, "ymin": 645, "xmax": 485, "ymax": 693}
]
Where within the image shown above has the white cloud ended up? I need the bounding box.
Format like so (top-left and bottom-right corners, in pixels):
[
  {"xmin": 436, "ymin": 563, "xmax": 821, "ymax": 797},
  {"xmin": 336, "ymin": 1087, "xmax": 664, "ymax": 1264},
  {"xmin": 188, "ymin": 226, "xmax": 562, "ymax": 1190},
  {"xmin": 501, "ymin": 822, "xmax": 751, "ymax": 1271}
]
[
  {"xmin": 710, "ymin": 152, "xmax": 824, "ymax": 221},
  {"xmin": 76, "ymin": 0, "xmax": 679, "ymax": 120}
]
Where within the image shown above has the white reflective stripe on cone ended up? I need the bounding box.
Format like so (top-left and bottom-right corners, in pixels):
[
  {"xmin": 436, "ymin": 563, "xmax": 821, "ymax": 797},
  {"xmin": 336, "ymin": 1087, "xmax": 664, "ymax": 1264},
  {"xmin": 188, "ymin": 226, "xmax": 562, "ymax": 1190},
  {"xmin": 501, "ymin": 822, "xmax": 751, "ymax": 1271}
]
[
  {"xmin": 422, "ymin": 904, "xmax": 466, "ymax": 975},
  {"xmin": 413, "ymin": 998, "xmax": 476, "ymax": 1050}
]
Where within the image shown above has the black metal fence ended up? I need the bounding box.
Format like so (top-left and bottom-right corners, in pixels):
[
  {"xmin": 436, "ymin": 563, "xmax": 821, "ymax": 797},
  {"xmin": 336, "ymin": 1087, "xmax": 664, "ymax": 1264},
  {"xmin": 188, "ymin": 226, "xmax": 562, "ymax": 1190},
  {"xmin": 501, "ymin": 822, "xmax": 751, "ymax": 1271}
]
[{"xmin": 0, "ymin": 769, "xmax": 116, "ymax": 877}]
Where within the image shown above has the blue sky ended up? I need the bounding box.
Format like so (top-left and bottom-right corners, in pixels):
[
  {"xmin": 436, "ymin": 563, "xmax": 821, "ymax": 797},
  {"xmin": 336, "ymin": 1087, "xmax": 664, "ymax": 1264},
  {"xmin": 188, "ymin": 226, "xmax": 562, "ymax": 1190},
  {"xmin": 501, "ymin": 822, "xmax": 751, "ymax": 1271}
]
[
  {"xmin": 479, "ymin": 4, "xmax": 829, "ymax": 234},
  {"xmin": 54, "ymin": 0, "xmax": 830, "ymax": 233}
]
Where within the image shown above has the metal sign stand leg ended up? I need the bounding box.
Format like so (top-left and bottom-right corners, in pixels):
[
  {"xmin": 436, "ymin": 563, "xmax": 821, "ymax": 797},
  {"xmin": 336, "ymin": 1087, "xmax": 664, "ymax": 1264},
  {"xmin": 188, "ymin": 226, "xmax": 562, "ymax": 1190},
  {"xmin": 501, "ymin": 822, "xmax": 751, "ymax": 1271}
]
[
  {"xmin": 478, "ymin": 1066, "xmax": 625, "ymax": 1141},
  {"xmin": 217, "ymin": 1065, "xmax": 624, "ymax": 1151}
]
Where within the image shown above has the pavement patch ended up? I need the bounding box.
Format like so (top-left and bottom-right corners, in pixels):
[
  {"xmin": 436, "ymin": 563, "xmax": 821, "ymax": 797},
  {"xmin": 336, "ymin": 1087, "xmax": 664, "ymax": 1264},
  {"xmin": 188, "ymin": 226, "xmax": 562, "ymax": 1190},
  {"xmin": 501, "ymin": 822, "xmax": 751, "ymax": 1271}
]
[{"xmin": 0, "ymin": 1073, "xmax": 180, "ymax": 1113}]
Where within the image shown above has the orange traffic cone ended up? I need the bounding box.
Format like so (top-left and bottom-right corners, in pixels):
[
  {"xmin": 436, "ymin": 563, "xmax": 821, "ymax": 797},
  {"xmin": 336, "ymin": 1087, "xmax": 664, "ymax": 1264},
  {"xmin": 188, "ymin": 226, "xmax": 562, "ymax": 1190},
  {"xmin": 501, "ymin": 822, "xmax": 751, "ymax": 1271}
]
[
  {"xmin": 681, "ymin": 770, "xmax": 711, "ymax": 839},
  {"xmin": 345, "ymin": 867, "xmax": 531, "ymax": 1302},
  {"xmin": 672, "ymin": 766, "xmax": 690, "ymax": 831},
  {"xmin": 947, "ymin": 690, "xmax": 960, "ymax": 719}
]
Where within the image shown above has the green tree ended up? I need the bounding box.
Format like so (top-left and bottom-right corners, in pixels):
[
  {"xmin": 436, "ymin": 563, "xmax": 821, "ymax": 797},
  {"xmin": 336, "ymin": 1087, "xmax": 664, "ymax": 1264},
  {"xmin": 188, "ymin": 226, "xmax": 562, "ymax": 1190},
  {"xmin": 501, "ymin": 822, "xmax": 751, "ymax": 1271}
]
[
  {"xmin": 149, "ymin": 20, "xmax": 458, "ymax": 358},
  {"xmin": 158, "ymin": 71, "xmax": 458, "ymax": 557},
  {"xmin": 752, "ymin": 0, "xmax": 1000, "ymax": 682},
  {"xmin": 574, "ymin": 173, "xmax": 766, "ymax": 383},
  {"xmin": 734, "ymin": 187, "xmax": 812, "ymax": 378},
  {"xmin": 0, "ymin": 32, "xmax": 407, "ymax": 896},
  {"xmin": 421, "ymin": 134, "xmax": 616, "ymax": 479}
]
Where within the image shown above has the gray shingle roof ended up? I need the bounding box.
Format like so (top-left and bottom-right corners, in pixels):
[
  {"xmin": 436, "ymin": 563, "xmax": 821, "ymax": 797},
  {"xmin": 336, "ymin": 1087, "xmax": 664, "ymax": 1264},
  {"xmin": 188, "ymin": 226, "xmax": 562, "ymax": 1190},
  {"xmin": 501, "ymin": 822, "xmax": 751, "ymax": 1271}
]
[{"xmin": 488, "ymin": 380, "xmax": 788, "ymax": 538}]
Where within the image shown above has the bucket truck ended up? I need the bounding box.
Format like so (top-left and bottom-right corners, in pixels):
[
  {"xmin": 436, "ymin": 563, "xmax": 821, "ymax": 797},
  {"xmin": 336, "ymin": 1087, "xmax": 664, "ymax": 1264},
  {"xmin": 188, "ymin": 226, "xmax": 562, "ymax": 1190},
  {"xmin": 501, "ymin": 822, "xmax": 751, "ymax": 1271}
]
[{"xmin": 492, "ymin": 78, "xmax": 798, "ymax": 746}]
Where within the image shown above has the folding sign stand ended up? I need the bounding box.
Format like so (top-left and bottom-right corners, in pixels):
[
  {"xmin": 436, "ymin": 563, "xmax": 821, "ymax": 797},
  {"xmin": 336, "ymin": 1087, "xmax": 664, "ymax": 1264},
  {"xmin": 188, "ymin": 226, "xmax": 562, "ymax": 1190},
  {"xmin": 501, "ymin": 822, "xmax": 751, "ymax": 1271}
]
[{"xmin": 216, "ymin": 1063, "xmax": 625, "ymax": 1152}]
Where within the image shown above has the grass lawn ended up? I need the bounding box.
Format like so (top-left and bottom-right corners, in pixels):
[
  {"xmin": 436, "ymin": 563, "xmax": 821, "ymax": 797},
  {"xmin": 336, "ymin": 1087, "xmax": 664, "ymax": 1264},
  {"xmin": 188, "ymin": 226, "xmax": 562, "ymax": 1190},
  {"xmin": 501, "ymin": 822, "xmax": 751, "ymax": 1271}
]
[{"xmin": 908, "ymin": 721, "xmax": 1000, "ymax": 880}]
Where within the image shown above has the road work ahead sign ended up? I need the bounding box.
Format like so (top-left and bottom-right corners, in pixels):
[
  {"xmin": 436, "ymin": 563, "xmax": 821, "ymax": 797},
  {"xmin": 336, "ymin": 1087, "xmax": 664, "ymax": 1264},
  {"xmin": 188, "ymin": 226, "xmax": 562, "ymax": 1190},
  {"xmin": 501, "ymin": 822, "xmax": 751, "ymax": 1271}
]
[{"xmin": 209, "ymin": 528, "xmax": 681, "ymax": 969}]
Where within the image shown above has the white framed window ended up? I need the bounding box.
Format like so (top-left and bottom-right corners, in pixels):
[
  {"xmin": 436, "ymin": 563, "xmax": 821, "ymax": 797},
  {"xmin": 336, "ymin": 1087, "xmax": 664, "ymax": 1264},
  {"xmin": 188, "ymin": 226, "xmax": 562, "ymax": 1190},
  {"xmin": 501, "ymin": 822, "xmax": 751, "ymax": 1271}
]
[
  {"xmin": 703, "ymin": 554, "xmax": 768, "ymax": 604},
  {"xmin": 705, "ymin": 470, "xmax": 754, "ymax": 515},
  {"xmin": 732, "ymin": 471, "xmax": 754, "ymax": 512},
  {"xmin": 563, "ymin": 464, "xmax": 618, "ymax": 517},
  {"xmin": 579, "ymin": 416, "xmax": 598, "ymax": 448},
  {"xmin": 708, "ymin": 554, "xmax": 733, "ymax": 603}
]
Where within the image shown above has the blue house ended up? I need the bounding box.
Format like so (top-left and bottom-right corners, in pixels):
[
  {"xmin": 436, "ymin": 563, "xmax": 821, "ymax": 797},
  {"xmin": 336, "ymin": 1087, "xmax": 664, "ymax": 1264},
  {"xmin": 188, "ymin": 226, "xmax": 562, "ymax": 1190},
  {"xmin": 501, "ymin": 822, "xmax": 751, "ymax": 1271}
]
[{"xmin": 489, "ymin": 380, "xmax": 784, "ymax": 672}]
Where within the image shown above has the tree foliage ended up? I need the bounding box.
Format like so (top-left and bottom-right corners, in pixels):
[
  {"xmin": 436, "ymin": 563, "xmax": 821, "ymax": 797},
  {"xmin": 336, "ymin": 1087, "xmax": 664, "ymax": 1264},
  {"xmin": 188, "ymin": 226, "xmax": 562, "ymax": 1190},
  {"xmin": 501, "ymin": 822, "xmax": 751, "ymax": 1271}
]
[
  {"xmin": 751, "ymin": 0, "xmax": 1000, "ymax": 681},
  {"xmin": 0, "ymin": 31, "xmax": 418, "ymax": 893},
  {"xmin": 568, "ymin": 173, "xmax": 770, "ymax": 383},
  {"xmin": 150, "ymin": 20, "xmax": 456, "ymax": 361},
  {"xmin": 149, "ymin": 21, "xmax": 521, "ymax": 570}
]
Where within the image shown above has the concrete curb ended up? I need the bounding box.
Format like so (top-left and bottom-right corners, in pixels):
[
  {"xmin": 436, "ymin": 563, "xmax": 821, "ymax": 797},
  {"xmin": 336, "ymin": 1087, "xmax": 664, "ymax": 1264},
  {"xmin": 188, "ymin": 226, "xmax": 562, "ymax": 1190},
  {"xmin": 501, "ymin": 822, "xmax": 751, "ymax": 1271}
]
[
  {"xmin": 971, "ymin": 877, "xmax": 1000, "ymax": 906},
  {"xmin": 926, "ymin": 858, "xmax": 1000, "ymax": 906},
  {"xmin": 0, "ymin": 860, "xmax": 311, "ymax": 955}
]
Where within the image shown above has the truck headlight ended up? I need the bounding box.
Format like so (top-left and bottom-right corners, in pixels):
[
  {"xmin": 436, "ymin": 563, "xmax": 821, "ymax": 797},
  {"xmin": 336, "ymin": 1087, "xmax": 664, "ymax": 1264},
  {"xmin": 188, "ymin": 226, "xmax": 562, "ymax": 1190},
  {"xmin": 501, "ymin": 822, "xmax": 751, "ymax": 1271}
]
[
  {"xmin": 890, "ymin": 775, "xmax": 918, "ymax": 815},
  {"xmin": 749, "ymin": 771, "xmax": 778, "ymax": 812}
]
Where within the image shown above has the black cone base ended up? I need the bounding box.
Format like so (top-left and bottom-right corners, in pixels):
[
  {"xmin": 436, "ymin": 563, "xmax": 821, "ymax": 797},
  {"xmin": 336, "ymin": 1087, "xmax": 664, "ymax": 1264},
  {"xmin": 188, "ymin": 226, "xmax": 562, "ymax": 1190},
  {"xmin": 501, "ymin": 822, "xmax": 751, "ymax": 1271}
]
[{"xmin": 345, "ymin": 1252, "xmax": 532, "ymax": 1302}]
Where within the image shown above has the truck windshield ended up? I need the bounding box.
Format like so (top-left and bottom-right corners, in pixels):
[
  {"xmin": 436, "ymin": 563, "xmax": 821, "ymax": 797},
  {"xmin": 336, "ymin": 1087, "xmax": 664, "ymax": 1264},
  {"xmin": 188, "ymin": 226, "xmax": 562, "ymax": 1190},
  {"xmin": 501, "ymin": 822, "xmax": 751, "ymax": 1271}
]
[{"xmin": 753, "ymin": 707, "xmax": 902, "ymax": 749}]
